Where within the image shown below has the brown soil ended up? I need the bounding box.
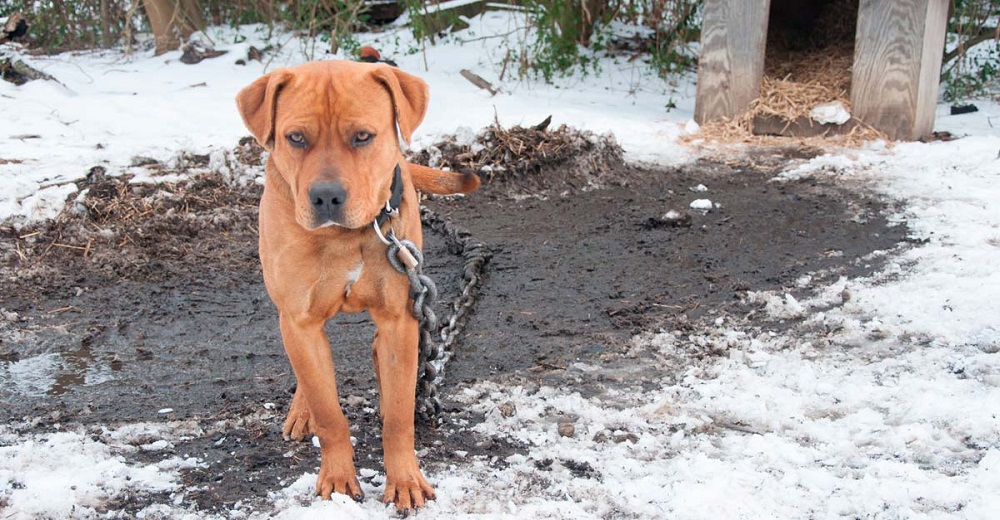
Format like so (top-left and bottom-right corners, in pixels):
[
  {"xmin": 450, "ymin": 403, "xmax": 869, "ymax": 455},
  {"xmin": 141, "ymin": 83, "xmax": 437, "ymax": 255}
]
[{"xmin": 0, "ymin": 127, "xmax": 908, "ymax": 515}]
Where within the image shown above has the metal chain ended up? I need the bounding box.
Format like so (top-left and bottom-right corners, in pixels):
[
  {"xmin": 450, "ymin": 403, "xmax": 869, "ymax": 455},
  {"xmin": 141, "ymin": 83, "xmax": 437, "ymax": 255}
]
[{"xmin": 383, "ymin": 206, "xmax": 491, "ymax": 425}]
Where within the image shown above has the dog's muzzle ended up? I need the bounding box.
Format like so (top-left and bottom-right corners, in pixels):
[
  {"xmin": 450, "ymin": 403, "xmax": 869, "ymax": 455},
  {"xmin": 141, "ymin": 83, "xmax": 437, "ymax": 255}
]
[{"xmin": 309, "ymin": 181, "xmax": 347, "ymax": 227}]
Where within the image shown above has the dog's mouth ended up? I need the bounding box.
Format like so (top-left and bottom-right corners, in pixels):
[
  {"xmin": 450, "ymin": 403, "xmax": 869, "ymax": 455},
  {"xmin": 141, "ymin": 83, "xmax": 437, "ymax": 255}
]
[
  {"xmin": 303, "ymin": 211, "xmax": 362, "ymax": 231},
  {"xmin": 312, "ymin": 218, "xmax": 346, "ymax": 229},
  {"xmin": 299, "ymin": 203, "xmax": 373, "ymax": 231}
]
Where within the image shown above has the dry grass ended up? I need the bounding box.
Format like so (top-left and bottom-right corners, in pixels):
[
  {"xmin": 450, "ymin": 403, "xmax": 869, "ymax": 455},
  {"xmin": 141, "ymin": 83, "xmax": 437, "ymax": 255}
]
[
  {"xmin": 767, "ymin": 41, "xmax": 855, "ymax": 95},
  {"xmin": 691, "ymin": 108, "xmax": 887, "ymax": 150}
]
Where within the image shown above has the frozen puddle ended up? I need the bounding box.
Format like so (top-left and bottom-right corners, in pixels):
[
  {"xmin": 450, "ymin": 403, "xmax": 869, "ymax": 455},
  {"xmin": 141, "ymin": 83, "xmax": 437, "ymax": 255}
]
[{"xmin": 0, "ymin": 348, "xmax": 116, "ymax": 397}]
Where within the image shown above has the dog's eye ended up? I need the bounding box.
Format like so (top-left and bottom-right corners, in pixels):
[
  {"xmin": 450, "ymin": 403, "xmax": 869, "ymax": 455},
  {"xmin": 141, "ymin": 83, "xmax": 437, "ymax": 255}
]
[
  {"xmin": 286, "ymin": 132, "xmax": 307, "ymax": 148},
  {"xmin": 352, "ymin": 131, "xmax": 373, "ymax": 147}
]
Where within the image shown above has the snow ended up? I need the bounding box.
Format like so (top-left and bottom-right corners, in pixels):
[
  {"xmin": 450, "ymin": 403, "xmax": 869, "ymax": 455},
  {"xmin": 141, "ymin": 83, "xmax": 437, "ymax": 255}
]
[
  {"xmin": 0, "ymin": 423, "xmax": 202, "ymax": 519},
  {"xmin": 809, "ymin": 100, "xmax": 852, "ymax": 125},
  {"xmin": 688, "ymin": 198, "xmax": 713, "ymax": 211},
  {"xmin": 3, "ymin": 10, "xmax": 1000, "ymax": 519},
  {"xmin": 772, "ymin": 136, "xmax": 1000, "ymax": 347}
]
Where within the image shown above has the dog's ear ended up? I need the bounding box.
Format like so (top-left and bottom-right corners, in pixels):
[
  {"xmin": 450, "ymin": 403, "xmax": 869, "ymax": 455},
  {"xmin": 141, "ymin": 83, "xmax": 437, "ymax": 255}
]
[
  {"xmin": 371, "ymin": 65, "xmax": 429, "ymax": 148},
  {"xmin": 236, "ymin": 69, "xmax": 292, "ymax": 149}
]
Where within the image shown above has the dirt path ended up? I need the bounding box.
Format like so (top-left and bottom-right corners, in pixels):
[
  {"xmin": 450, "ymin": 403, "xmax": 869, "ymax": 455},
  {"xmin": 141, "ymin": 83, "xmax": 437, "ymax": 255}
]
[{"xmin": 0, "ymin": 144, "xmax": 907, "ymax": 514}]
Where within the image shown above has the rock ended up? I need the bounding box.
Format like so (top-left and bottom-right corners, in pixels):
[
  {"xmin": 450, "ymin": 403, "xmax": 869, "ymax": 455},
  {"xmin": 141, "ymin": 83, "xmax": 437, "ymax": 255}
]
[
  {"xmin": 641, "ymin": 209, "xmax": 692, "ymax": 230},
  {"xmin": 612, "ymin": 431, "xmax": 639, "ymax": 444},
  {"xmin": 498, "ymin": 401, "xmax": 516, "ymax": 418},
  {"xmin": 180, "ymin": 42, "xmax": 227, "ymax": 65}
]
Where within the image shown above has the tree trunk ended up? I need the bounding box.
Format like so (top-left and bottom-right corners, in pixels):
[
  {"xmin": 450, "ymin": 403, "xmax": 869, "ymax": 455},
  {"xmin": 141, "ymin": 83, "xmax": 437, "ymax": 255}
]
[
  {"xmin": 553, "ymin": 0, "xmax": 612, "ymax": 46},
  {"xmin": 100, "ymin": 0, "xmax": 111, "ymax": 47},
  {"xmin": 143, "ymin": 0, "xmax": 204, "ymax": 55}
]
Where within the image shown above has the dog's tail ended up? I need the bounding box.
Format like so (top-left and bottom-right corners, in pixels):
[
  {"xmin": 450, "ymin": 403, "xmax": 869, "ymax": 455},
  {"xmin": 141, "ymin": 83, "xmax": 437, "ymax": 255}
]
[{"xmin": 407, "ymin": 163, "xmax": 481, "ymax": 195}]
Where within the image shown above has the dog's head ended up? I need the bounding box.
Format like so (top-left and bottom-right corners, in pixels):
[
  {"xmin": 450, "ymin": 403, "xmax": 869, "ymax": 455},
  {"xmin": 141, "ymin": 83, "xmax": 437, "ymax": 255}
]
[{"xmin": 236, "ymin": 60, "xmax": 427, "ymax": 230}]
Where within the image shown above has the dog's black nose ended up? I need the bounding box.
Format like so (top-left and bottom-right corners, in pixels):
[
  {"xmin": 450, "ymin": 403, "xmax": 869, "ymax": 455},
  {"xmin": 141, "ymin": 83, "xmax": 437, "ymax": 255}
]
[{"xmin": 309, "ymin": 181, "xmax": 347, "ymax": 223}]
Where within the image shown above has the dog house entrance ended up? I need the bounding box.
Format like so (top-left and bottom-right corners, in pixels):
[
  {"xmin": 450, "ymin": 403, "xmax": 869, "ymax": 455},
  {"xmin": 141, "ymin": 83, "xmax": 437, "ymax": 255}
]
[{"xmin": 754, "ymin": 0, "xmax": 860, "ymax": 137}]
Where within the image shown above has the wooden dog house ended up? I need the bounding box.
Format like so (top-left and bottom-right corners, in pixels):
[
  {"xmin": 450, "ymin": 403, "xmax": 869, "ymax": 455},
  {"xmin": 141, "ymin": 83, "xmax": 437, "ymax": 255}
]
[{"xmin": 694, "ymin": 0, "xmax": 949, "ymax": 141}]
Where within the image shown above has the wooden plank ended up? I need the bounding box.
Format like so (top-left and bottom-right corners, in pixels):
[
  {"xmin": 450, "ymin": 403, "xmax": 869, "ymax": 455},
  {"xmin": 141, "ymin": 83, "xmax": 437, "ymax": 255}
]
[
  {"xmin": 695, "ymin": 0, "xmax": 771, "ymax": 123},
  {"xmin": 915, "ymin": 0, "xmax": 949, "ymax": 138},
  {"xmin": 752, "ymin": 115, "xmax": 860, "ymax": 138},
  {"xmin": 851, "ymin": 0, "xmax": 948, "ymax": 140}
]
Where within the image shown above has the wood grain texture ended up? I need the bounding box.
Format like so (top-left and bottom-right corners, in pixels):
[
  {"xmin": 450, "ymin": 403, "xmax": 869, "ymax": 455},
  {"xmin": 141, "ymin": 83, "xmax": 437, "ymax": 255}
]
[
  {"xmin": 752, "ymin": 115, "xmax": 860, "ymax": 138},
  {"xmin": 695, "ymin": 0, "xmax": 771, "ymax": 123},
  {"xmin": 915, "ymin": 0, "xmax": 949, "ymax": 137},
  {"xmin": 851, "ymin": 0, "xmax": 948, "ymax": 140}
]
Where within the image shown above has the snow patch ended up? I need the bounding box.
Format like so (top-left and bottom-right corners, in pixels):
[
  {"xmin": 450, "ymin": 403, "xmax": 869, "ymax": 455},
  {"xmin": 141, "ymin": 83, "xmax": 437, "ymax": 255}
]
[
  {"xmin": 0, "ymin": 427, "xmax": 202, "ymax": 518},
  {"xmin": 689, "ymin": 198, "xmax": 713, "ymax": 211},
  {"xmin": 809, "ymin": 101, "xmax": 851, "ymax": 125}
]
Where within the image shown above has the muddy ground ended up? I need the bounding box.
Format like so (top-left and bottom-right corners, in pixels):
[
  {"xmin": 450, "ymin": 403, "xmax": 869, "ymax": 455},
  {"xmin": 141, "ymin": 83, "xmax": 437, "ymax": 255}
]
[{"xmin": 0, "ymin": 130, "xmax": 908, "ymax": 515}]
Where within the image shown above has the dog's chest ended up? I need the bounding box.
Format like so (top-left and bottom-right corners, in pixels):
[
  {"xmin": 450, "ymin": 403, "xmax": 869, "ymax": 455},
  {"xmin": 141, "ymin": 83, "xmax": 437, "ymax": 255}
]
[
  {"xmin": 343, "ymin": 262, "xmax": 363, "ymax": 297},
  {"xmin": 330, "ymin": 247, "xmax": 387, "ymax": 314}
]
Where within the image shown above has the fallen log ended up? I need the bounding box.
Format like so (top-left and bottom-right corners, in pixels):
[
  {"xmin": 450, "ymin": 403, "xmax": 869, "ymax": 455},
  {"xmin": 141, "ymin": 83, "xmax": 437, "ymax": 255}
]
[{"xmin": 0, "ymin": 57, "xmax": 55, "ymax": 85}]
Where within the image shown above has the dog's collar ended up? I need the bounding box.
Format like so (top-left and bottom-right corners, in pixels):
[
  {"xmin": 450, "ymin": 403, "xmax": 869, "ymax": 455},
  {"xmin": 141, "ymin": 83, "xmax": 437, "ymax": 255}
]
[
  {"xmin": 377, "ymin": 163, "xmax": 403, "ymax": 225},
  {"xmin": 372, "ymin": 163, "xmax": 403, "ymax": 244}
]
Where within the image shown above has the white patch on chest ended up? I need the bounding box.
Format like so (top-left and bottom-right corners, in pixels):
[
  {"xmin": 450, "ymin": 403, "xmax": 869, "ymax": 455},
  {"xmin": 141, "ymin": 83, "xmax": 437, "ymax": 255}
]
[{"xmin": 344, "ymin": 262, "xmax": 363, "ymax": 297}]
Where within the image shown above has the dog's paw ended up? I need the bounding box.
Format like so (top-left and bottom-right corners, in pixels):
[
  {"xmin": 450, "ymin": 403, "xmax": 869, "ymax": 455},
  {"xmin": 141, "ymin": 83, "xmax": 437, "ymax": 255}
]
[
  {"xmin": 282, "ymin": 411, "xmax": 314, "ymax": 441},
  {"xmin": 383, "ymin": 470, "xmax": 435, "ymax": 512},
  {"xmin": 316, "ymin": 459, "xmax": 364, "ymax": 502},
  {"xmin": 283, "ymin": 390, "xmax": 315, "ymax": 441}
]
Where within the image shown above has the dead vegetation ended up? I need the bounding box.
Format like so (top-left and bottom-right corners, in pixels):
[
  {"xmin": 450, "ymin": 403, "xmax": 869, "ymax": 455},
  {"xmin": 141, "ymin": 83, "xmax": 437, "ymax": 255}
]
[
  {"xmin": 0, "ymin": 152, "xmax": 262, "ymax": 286},
  {"xmin": 408, "ymin": 119, "xmax": 626, "ymax": 194}
]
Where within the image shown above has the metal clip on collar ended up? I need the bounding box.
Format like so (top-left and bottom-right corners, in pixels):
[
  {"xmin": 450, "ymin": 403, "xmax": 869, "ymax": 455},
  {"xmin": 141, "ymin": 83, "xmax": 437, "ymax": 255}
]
[{"xmin": 372, "ymin": 163, "xmax": 404, "ymax": 246}]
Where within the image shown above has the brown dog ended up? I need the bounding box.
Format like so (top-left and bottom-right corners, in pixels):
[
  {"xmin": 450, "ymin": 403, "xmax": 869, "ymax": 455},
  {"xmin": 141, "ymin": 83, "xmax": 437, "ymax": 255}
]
[{"xmin": 236, "ymin": 60, "xmax": 478, "ymax": 510}]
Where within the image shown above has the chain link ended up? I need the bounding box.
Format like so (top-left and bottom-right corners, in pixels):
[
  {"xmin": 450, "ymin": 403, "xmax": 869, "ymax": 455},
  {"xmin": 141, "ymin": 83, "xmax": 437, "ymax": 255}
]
[{"xmin": 383, "ymin": 206, "xmax": 491, "ymax": 425}]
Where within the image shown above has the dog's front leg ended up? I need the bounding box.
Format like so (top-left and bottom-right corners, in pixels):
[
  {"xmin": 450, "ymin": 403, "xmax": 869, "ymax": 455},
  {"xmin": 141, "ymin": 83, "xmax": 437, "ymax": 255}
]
[
  {"xmin": 370, "ymin": 308, "xmax": 435, "ymax": 510},
  {"xmin": 279, "ymin": 313, "xmax": 364, "ymax": 502}
]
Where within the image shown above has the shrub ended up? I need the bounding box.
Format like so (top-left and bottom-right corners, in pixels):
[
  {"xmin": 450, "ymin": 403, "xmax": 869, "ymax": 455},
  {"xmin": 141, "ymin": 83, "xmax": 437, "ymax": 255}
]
[
  {"xmin": 401, "ymin": 0, "xmax": 701, "ymax": 82},
  {"xmin": 1, "ymin": 0, "xmax": 138, "ymax": 51},
  {"xmin": 941, "ymin": 0, "xmax": 1000, "ymax": 101},
  {"xmin": 1, "ymin": 0, "xmax": 366, "ymax": 56}
]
